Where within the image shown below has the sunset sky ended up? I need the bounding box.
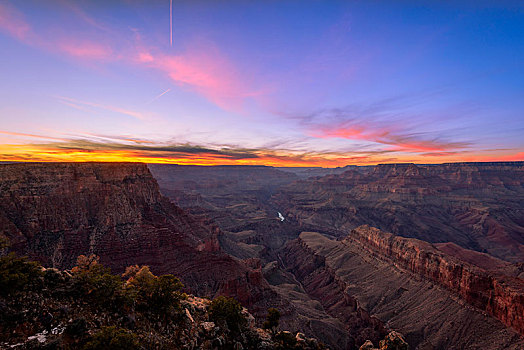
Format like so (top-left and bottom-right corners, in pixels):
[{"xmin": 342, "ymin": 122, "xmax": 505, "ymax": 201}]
[{"xmin": 1, "ymin": 0, "xmax": 523, "ymax": 166}]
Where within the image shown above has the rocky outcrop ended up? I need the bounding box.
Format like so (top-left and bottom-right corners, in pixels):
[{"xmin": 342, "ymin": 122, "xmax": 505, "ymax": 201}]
[
  {"xmin": 346, "ymin": 225, "xmax": 524, "ymax": 336},
  {"xmin": 0, "ymin": 263, "xmax": 323, "ymax": 350},
  {"xmin": 281, "ymin": 236, "xmax": 387, "ymax": 350},
  {"xmin": 0, "ymin": 162, "xmax": 274, "ymax": 311},
  {"xmin": 359, "ymin": 331, "xmax": 409, "ymax": 350}
]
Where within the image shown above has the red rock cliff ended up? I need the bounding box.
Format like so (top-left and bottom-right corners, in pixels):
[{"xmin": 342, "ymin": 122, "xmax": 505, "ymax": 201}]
[
  {"xmin": 346, "ymin": 225, "xmax": 524, "ymax": 336},
  {"xmin": 0, "ymin": 162, "xmax": 274, "ymax": 310}
]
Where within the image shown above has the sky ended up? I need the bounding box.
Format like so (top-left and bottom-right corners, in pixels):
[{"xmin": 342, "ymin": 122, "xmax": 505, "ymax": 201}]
[{"xmin": 0, "ymin": 0, "xmax": 523, "ymax": 167}]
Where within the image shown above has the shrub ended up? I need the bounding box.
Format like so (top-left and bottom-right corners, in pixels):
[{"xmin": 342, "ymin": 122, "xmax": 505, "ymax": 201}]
[
  {"xmin": 0, "ymin": 235, "xmax": 10, "ymax": 250},
  {"xmin": 125, "ymin": 266, "xmax": 183, "ymax": 317},
  {"xmin": 72, "ymin": 254, "xmax": 100, "ymax": 273},
  {"xmin": 149, "ymin": 275, "xmax": 184, "ymax": 314},
  {"xmin": 71, "ymin": 255, "xmax": 125, "ymax": 309},
  {"xmin": 126, "ymin": 266, "xmax": 155, "ymax": 297},
  {"xmin": 82, "ymin": 326, "xmax": 140, "ymax": 350},
  {"xmin": 263, "ymin": 307, "xmax": 280, "ymax": 334},
  {"xmin": 208, "ymin": 296, "xmax": 246, "ymax": 334},
  {"xmin": 0, "ymin": 253, "xmax": 43, "ymax": 296},
  {"xmin": 64, "ymin": 318, "xmax": 88, "ymax": 338}
]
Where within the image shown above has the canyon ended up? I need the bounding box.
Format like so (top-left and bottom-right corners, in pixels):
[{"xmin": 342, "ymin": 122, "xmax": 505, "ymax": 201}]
[
  {"xmin": 1, "ymin": 162, "xmax": 523, "ymax": 349},
  {"xmin": 0, "ymin": 162, "xmax": 275, "ymax": 314},
  {"xmin": 273, "ymin": 162, "xmax": 524, "ymax": 262},
  {"xmin": 282, "ymin": 228, "xmax": 524, "ymax": 349}
]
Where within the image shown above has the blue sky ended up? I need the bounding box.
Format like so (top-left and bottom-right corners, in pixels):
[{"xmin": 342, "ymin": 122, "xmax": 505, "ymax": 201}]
[{"xmin": 0, "ymin": 0, "xmax": 523, "ymax": 165}]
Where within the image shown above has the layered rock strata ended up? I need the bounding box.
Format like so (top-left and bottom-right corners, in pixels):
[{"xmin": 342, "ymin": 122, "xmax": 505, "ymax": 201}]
[
  {"xmin": 273, "ymin": 162, "xmax": 524, "ymax": 262},
  {"xmin": 346, "ymin": 225, "xmax": 524, "ymax": 336},
  {"xmin": 283, "ymin": 229, "xmax": 524, "ymax": 349},
  {"xmin": 0, "ymin": 162, "xmax": 274, "ymax": 310}
]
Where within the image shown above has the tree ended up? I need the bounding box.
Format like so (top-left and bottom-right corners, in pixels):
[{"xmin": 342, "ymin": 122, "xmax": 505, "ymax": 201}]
[
  {"xmin": 263, "ymin": 307, "xmax": 280, "ymax": 334},
  {"xmin": 274, "ymin": 331, "xmax": 298, "ymax": 349},
  {"xmin": 208, "ymin": 296, "xmax": 246, "ymax": 334},
  {"xmin": 0, "ymin": 253, "xmax": 43, "ymax": 296},
  {"xmin": 72, "ymin": 254, "xmax": 100, "ymax": 273},
  {"xmin": 124, "ymin": 265, "xmax": 184, "ymax": 317},
  {"xmin": 71, "ymin": 255, "xmax": 124, "ymax": 309},
  {"xmin": 148, "ymin": 274, "xmax": 184, "ymax": 315}
]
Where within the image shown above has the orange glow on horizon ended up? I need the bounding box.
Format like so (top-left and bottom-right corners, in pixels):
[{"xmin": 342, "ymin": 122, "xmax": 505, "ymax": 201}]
[{"xmin": 1, "ymin": 143, "xmax": 522, "ymax": 167}]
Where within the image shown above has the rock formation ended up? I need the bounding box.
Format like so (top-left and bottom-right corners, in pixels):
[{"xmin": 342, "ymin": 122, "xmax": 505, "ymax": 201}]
[
  {"xmin": 346, "ymin": 225, "xmax": 524, "ymax": 336},
  {"xmin": 0, "ymin": 162, "xmax": 274, "ymax": 312},
  {"xmin": 273, "ymin": 162, "xmax": 524, "ymax": 262},
  {"xmin": 146, "ymin": 162, "xmax": 524, "ymax": 349},
  {"xmin": 282, "ymin": 229, "xmax": 524, "ymax": 349}
]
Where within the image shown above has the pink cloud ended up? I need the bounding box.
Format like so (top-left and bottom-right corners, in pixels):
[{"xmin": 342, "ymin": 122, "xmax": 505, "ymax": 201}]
[
  {"xmin": 57, "ymin": 40, "xmax": 113, "ymax": 60},
  {"xmin": 56, "ymin": 96, "xmax": 145, "ymax": 120},
  {"xmin": 312, "ymin": 122, "xmax": 470, "ymax": 153},
  {"xmin": 0, "ymin": 2, "xmax": 115, "ymax": 62},
  {"xmin": 137, "ymin": 43, "xmax": 260, "ymax": 112},
  {"xmin": 1, "ymin": 2, "xmax": 262, "ymax": 112},
  {"xmin": 0, "ymin": 130, "xmax": 66, "ymax": 142},
  {"xmin": 0, "ymin": 2, "xmax": 32, "ymax": 41}
]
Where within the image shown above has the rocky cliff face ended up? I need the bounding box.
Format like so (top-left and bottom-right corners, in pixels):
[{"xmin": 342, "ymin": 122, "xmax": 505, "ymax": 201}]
[
  {"xmin": 147, "ymin": 162, "xmax": 524, "ymax": 349},
  {"xmin": 0, "ymin": 162, "xmax": 274, "ymax": 311},
  {"xmin": 273, "ymin": 162, "xmax": 524, "ymax": 262},
  {"xmin": 346, "ymin": 225, "xmax": 524, "ymax": 336},
  {"xmin": 148, "ymin": 163, "xmax": 366, "ymax": 349},
  {"xmin": 283, "ymin": 231, "xmax": 524, "ymax": 349},
  {"xmin": 281, "ymin": 235, "xmax": 387, "ymax": 350}
]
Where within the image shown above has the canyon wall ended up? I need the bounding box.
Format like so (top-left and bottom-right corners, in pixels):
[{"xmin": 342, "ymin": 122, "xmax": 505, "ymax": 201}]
[
  {"xmin": 0, "ymin": 162, "xmax": 275, "ymax": 312},
  {"xmin": 346, "ymin": 225, "xmax": 524, "ymax": 336},
  {"xmin": 273, "ymin": 162, "xmax": 524, "ymax": 262},
  {"xmin": 281, "ymin": 235, "xmax": 387, "ymax": 349},
  {"xmin": 283, "ymin": 230, "xmax": 524, "ymax": 349}
]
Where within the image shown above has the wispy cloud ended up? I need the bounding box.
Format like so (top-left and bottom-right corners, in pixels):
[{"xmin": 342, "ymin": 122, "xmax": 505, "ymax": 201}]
[
  {"xmin": 0, "ymin": 133, "xmax": 399, "ymax": 166},
  {"xmin": 312, "ymin": 121, "xmax": 471, "ymax": 153},
  {"xmin": 57, "ymin": 40, "xmax": 113, "ymax": 60},
  {"xmin": 136, "ymin": 42, "xmax": 263, "ymax": 112},
  {"xmin": 0, "ymin": 2, "xmax": 32, "ymax": 41},
  {"xmin": 55, "ymin": 96, "xmax": 146, "ymax": 120},
  {"xmin": 0, "ymin": 132, "xmax": 521, "ymax": 166},
  {"xmin": 0, "ymin": 130, "xmax": 66, "ymax": 142},
  {"xmin": 0, "ymin": 2, "xmax": 116, "ymax": 62},
  {"xmin": 297, "ymin": 100, "xmax": 473, "ymax": 154},
  {"xmin": 0, "ymin": 2, "xmax": 263, "ymax": 113}
]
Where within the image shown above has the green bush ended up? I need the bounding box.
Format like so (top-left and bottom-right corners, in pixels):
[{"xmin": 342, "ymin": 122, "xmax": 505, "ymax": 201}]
[
  {"xmin": 71, "ymin": 256, "xmax": 125, "ymax": 309},
  {"xmin": 43, "ymin": 268, "xmax": 66, "ymax": 290},
  {"xmin": 0, "ymin": 253, "xmax": 43, "ymax": 296},
  {"xmin": 149, "ymin": 274, "xmax": 184, "ymax": 314},
  {"xmin": 263, "ymin": 307, "xmax": 280, "ymax": 334},
  {"xmin": 82, "ymin": 326, "xmax": 140, "ymax": 350},
  {"xmin": 208, "ymin": 296, "xmax": 246, "ymax": 334},
  {"xmin": 125, "ymin": 266, "xmax": 183, "ymax": 317}
]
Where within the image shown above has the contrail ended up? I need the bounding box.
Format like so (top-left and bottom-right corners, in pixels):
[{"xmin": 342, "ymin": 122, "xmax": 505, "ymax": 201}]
[
  {"xmin": 146, "ymin": 88, "xmax": 171, "ymax": 105},
  {"xmin": 170, "ymin": 0, "xmax": 173, "ymax": 46}
]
